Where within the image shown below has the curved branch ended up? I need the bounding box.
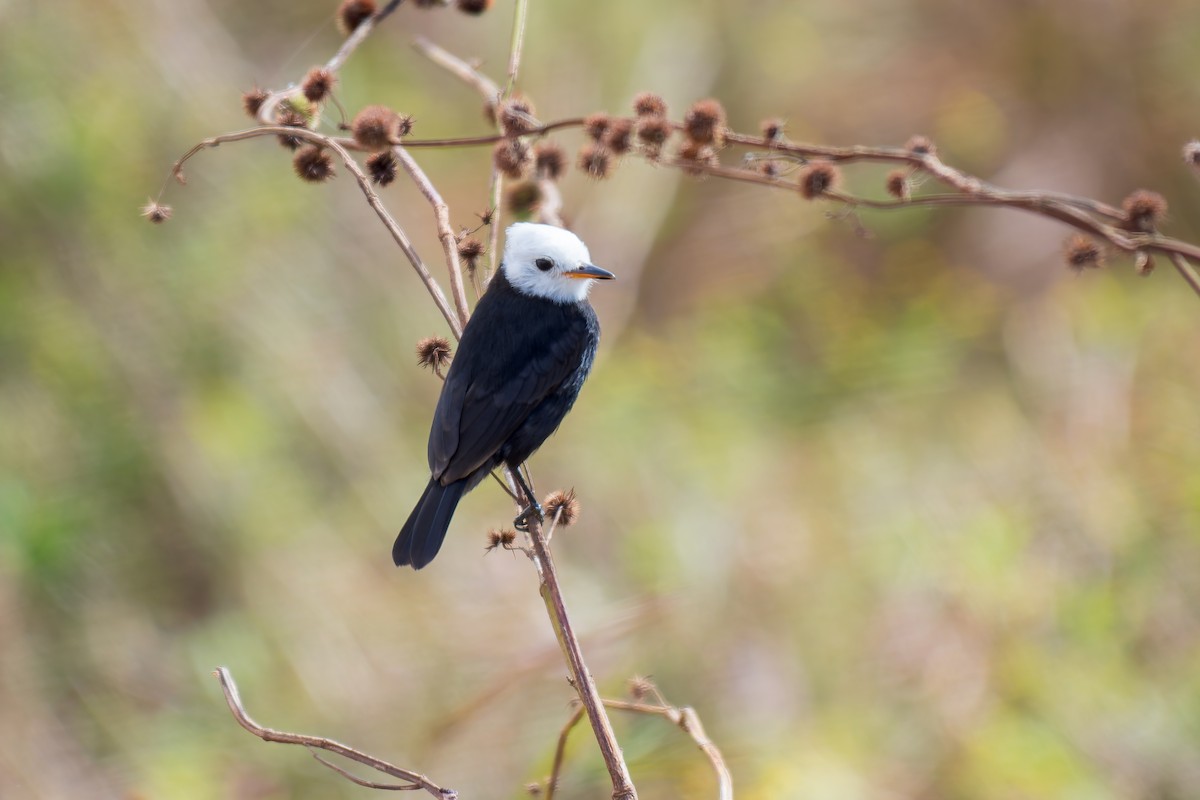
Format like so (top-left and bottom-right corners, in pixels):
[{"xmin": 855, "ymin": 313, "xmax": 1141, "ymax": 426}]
[
  {"xmin": 165, "ymin": 126, "xmax": 464, "ymax": 339},
  {"xmin": 214, "ymin": 668, "xmax": 456, "ymax": 799}
]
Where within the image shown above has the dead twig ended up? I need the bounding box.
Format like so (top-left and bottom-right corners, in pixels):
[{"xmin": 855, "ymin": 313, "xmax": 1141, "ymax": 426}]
[
  {"xmin": 213, "ymin": 667, "xmax": 456, "ymax": 799},
  {"xmin": 545, "ymin": 682, "xmax": 732, "ymax": 800},
  {"xmin": 164, "ymin": 126, "xmax": 463, "ymax": 338},
  {"xmin": 505, "ymin": 470, "xmax": 638, "ymax": 800},
  {"xmin": 391, "ymin": 144, "xmax": 472, "ymax": 327}
]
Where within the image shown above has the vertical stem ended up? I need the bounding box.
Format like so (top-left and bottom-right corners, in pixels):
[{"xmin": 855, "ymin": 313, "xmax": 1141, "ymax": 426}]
[
  {"xmin": 488, "ymin": 0, "xmax": 533, "ymax": 279},
  {"xmin": 505, "ymin": 0, "xmax": 531, "ymax": 95},
  {"xmin": 508, "ymin": 470, "xmax": 637, "ymax": 800}
]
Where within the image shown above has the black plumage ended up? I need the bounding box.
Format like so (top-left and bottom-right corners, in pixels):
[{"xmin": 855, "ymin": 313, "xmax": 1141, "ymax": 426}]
[{"xmin": 394, "ymin": 226, "xmax": 611, "ymax": 569}]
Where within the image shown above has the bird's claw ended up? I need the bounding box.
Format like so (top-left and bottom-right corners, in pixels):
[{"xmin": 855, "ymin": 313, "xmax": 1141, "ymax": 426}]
[{"xmin": 513, "ymin": 501, "xmax": 545, "ymax": 532}]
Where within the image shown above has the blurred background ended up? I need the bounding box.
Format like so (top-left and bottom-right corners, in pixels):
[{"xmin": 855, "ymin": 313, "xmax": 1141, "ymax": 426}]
[{"xmin": 3, "ymin": 0, "xmax": 1200, "ymax": 797}]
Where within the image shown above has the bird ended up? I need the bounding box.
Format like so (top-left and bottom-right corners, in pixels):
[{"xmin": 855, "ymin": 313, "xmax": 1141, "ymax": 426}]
[{"xmin": 393, "ymin": 223, "xmax": 615, "ymax": 569}]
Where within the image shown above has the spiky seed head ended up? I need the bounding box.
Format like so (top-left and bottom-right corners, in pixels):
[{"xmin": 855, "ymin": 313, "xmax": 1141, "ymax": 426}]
[
  {"xmin": 683, "ymin": 98, "xmax": 727, "ymax": 147},
  {"xmin": 636, "ymin": 116, "xmax": 671, "ymax": 147},
  {"xmin": 506, "ymin": 181, "xmax": 543, "ymax": 216},
  {"xmin": 525, "ymin": 782, "xmax": 543, "ymax": 797},
  {"xmin": 544, "ymin": 489, "xmax": 580, "ymax": 526},
  {"xmin": 1135, "ymin": 251, "xmax": 1155, "ymax": 276},
  {"xmin": 293, "ymin": 145, "xmax": 335, "ymax": 182},
  {"xmin": 577, "ymin": 143, "xmax": 612, "ymax": 179},
  {"xmin": 905, "ymin": 134, "xmax": 936, "ymax": 156},
  {"xmin": 352, "ymin": 105, "xmax": 403, "ymax": 150},
  {"xmin": 275, "ymin": 108, "xmax": 308, "ymax": 150},
  {"xmin": 457, "ymin": 237, "xmax": 485, "ymax": 272},
  {"xmin": 338, "ymin": 0, "xmax": 376, "ymax": 34},
  {"xmin": 366, "ymin": 151, "xmax": 397, "ymax": 186},
  {"xmin": 1184, "ymin": 140, "xmax": 1200, "ymax": 167},
  {"xmin": 761, "ymin": 117, "xmax": 785, "ymax": 143},
  {"xmin": 633, "ymin": 92, "xmax": 667, "ymax": 118},
  {"xmin": 485, "ymin": 528, "xmax": 517, "ymax": 552},
  {"xmin": 757, "ymin": 159, "xmax": 780, "ymax": 178},
  {"xmin": 798, "ymin": 162, "xmax": 839, "ymax": 199},
  {"xmin": 1064, "ymin": 235, "xmax": 1104, "ymax": 272},
  {"xmin": 416, "ymin": 336, "xmax": 452, "ymax": 371},
  {"xmin": 499, "ymin": 97, "xmax": 538, "ymax": 135},
  {"xmin": 140, "ymin": 200, "xmax": 172, "ymax": 224},
  {"xmin": 301, "ymin": 67, "xmax": 336, "ymax": 104},
  {"xmin": 242, "ymin": 87, "xmax": 269, "ymax": 119},
  {"xmin": 605, "ymin": 118, "xmax": 634, "ymax": 155},
  {"xmin": 1122, "ymin": 189, "xmax": 1167, "ymax": 232},
  {"xmin": 676, "ymin": 141, "xmax": 718, "ymax": 176},
  {"xmin": 478, "ymin": 207, "xmax": 495, "ymax": 226},
  {"xmin": 493, "ymin": 138, "xmax": 532, "ymax": 179},
  {"xmin": 584, "ymin": 113, "xmax": 611, "ymax": 141},
  {"xmin": 885, "ymin": 170, "xmax": 910, "ymax": 200},
  {"xmin": 457, "ymin": 0, "xmax": 493, "ymax": 12},
  {"xmin": 534, "ymin": 141, "xmax": 567, "ymax": 180},
  {"xmin": 627, "ymin": 675, "xmax": 654, "ymax": 700}
]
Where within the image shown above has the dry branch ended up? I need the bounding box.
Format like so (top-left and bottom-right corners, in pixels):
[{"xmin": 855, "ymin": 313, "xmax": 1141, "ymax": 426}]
[
  {"xmin": 214, "ymin": 667, "xmax": 456, "ymax": 799},
  {"xmin": 544, "ymin": 680, "xmax": 732, "ymax": 800}
]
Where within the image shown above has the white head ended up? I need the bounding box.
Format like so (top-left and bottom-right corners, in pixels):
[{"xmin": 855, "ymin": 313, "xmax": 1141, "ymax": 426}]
[{"xmin": 500, "ymin": 223, "xmax": 615, "ymax": 304}]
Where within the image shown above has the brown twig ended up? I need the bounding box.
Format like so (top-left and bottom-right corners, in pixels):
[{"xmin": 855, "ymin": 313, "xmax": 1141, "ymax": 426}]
[
  {"xmin": 164, "ymin": 126, "xmax": 463, "ymax": 338},
  {"xmin": 393, "ymin": 115, "xmax": 1200, "ymax": 298},
  {"xmin": 506, "ymin": 471, "xmax": 638, "ymax": 800},
  {"xmin": 611, "ymin": 700, "xmax": 731, "ymax": 800},
  {"xmin": 391, "ymin": 144, "xmax": 472, "ymax": 327},
  {"xmin": 256, "ymin": 0, "xmax": 402, "ymax": 127},
  {"xmin": 504, "ymin": 0, "xmax": 531, "ymax": 97},
  {"xmin": 545, "ymin": 705, "xmax": 586, "ymax": 800},
  {"xmin": 1169, "ymin": 252, "xmax": 1200, "ymax": 297},
  {"xmin": 412, "ymin": 36, "xmax": 501, "ymax": 100},
  {"xmin": 213, "ymin": 667, "xmax": 456, "ymax": 799},
  {"xmin": 411, "ymin": 37, "xmax": 508, "ymax": 280},
  {"xmin": 545, "ymin": 685, "xmax": 732, "ymax": 800}
]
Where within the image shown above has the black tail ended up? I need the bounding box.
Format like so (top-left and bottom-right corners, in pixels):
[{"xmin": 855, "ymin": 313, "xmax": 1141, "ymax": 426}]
[{"xmin": 393, "ymin": 478, "xmax": 467, "ymax": 569}]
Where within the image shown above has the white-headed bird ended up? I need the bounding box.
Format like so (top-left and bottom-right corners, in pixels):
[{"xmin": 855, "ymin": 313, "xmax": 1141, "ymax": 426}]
[{"xmin": 393, "ymin": 223, "xmax": 615, "ymax": 569}]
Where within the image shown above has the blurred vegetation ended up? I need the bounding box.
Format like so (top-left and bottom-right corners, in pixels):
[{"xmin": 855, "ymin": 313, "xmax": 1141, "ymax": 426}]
[{"xmin": 2, "ymin": 1, "xmax": 1200, "ymax": 798}]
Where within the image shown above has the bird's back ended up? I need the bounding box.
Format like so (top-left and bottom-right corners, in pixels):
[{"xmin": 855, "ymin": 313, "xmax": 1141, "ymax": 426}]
[{"xmin": 428, "ymin": 270, "xmax": 599, "ymax": 486}]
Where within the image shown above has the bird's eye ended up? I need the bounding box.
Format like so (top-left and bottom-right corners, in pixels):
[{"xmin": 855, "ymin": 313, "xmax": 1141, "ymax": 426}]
[{"xmin": 535, "ymin": 258, "xmax": 554, "ymax": 272}]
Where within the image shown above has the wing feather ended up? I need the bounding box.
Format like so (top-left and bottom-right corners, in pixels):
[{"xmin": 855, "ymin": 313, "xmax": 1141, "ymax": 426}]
[{"xmin": 428, "ymin": 284, "xmax": 591, "ymax": 484}]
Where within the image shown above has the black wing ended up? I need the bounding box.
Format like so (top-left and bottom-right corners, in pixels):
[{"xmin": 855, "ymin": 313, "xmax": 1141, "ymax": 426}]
[{"xmin": 429, "ymin": 281, "xmax": 593, "ymax": 484}]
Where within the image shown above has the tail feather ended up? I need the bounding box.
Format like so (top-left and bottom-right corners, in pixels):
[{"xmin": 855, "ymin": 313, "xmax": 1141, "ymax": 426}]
[{"xmin": 393, "ymin": 478, "xmax": 467, "ymax": 569}]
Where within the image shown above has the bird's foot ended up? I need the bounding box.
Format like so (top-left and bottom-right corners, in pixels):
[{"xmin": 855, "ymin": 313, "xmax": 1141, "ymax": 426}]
[{"xmin": 513, "ymin": 501, "xmax": 545, "ymax": 532}]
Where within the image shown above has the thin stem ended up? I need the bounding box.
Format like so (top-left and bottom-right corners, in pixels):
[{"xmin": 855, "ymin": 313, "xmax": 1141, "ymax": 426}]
[
  {"xmin": 505, "ymin": 0, "xmax": 531, "ymax": 96},
  {"xmin": 506, "ymin": 469, "xmax": 638, "ymax": 800},
  {"xmin": 547, "ymin": 690, "xmax": 732, "ymax": 800},
  {"xmin": 412, "ymin": 36, "xmax": 502, "ymax": 100},
  {"xmin": 1169, "ymin": 253, "xmax": 1200, "ymax": 297},
  {"xmin": 545, "ymin": 705, "xmax": 587, "ymax": 800},
  {"xmin": 213, "ymin": 668, "xmax": 456, "ymax": 799},
  {"xmin": 165, "ymin": 126, "xmax": 463, "ymax": 338},
  {"xmin": 410, "ymin": 36, "xmax": 515, "ymax": 279},
  {"xmin": 257, "ymin": 0, "xmax": 402, "ymax": 126},
  {"xmin": 391, "ymin": 144, "xmax": 473, "ymax": 327}
]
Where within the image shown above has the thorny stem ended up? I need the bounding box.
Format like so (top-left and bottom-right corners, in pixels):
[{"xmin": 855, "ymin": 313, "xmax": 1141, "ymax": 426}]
[{"xmin": 213, "ymin": 667, "xmax": 456, "ymax": 799}]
